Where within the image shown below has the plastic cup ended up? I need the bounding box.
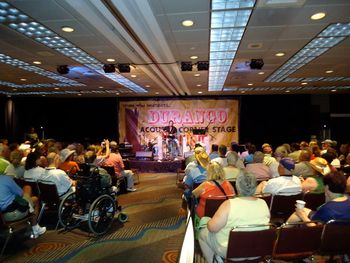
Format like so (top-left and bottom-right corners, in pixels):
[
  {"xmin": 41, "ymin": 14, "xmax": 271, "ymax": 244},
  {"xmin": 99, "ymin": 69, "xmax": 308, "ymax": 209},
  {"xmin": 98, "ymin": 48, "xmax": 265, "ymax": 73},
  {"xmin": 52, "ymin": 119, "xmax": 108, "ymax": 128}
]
[{"xmin": 296, "ymin": 200, "xmax": 306, "ymax": 209}]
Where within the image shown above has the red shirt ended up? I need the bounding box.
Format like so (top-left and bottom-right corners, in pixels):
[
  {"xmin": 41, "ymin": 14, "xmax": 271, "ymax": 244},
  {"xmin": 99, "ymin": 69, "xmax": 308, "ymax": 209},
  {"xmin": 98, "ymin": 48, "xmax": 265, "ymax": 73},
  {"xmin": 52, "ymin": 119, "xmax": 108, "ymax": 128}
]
[{"xmin": 103, "ymin": 153, "xmax": 124, "ymax": 177}]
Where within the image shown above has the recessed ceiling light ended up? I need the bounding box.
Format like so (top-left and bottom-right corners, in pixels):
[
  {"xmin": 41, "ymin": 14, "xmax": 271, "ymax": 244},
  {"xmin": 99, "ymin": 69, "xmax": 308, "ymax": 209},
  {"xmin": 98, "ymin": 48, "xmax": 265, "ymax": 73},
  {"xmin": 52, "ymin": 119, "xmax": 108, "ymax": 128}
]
[
  {"xmin": 33, "ymin": 61, "xmax": 42, "ymax": 65},
  {"xmin": 331, "ymin": 89, "xmax": 337, "ymax": 92},
  {"xmin": 77, "ymin": 93, "xmax": 82, "ymax": 96},
  {"xmin": 194, "ymin": 73, "xmax": 200, "ymax": 77},
  {"xmin": 190, "ymin": 47, "xmax": 196, "ymax": 50},
  {"xmin": 301, "ymin": 82, "xmax": 308, "ymax": 85},
  {"xmin": 130, "ymin": 74, "xmax": 137, "ymax": 78},
  {"xmin": 106, "ymin": 58, "xmax": 115, "ymax": 62},
  {"xmin": 275, "ymin": 52, "xmax": 285, "ymax": 57},
  {"xmin": 182, "ymin": 20, "xmax": 194, "ymax": 27},
  {"xmin": 61, "ymin": 26, "xmax": 74, "ymax": 33},
  {"xmin": 190, "ymin": 56, "xmax": 198, "ymax": 60},
  {"xmin": 196, "ymin": 84, "xmax": 202, "ymax": 87},
  {"xmin": 20, "ymin": 78, "xmax": 27, "ymax": 81},
  {"xmin": 145, "ymin": 85, "xmax": 151, "ymax": 88},
  {"xmin": 258, "ymin": 72, "xmax": 265, "ymax": 75},
  {"xmin": 116, "ymin": 93, "xmax": 120, "ymax": 95},
  {"xmin": 197, "ymin": 91, "xmax": 203, "ymax": 94},
  {"xmin": 12, "ymin": 88, "xmax": 17, "ymax": 91},
  {"xmin": 241, "ymin": 91, "xmax": 245, "ymax": 94},
  {"xmin": 42, "ymin": 94, "xmax": 46, "ymax": 97},
  {"xmin": 311, "ymin": 12, "xmax": 326, "ymax": 20},
  {"xmin": 54, "ymin": 87, "xmax": 60, "ymax": 90},
  {"xmin": 285, "ymin": 90, "xmax": 290, "ymax": 93},
  {"xmin": 325, "ymin": 70, "xmax": 333, "ymax": 74},
  {"xmin": 99, "ymin": 86, "xmax": 104, "ymax": 89},
  {"xmin": 247, "ymin": 83, "xmax": 253, "ymax": 86},
  {"xmin": 155, "ymin": 92, "xmax": 159, "ymax": 94}
]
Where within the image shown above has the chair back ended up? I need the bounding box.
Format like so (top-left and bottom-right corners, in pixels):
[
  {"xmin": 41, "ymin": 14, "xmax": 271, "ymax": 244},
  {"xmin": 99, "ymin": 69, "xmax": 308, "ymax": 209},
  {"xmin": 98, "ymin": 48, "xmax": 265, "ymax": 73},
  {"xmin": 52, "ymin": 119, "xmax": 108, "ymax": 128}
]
[
  {"xmin": 37, "ymin": 182, "xmax": 61, "ymax": 206},
  {"xmin": 204, "ymin": 195, "xmax": 234, "ymax": 217},
  {"xmin": 320, "ymin": 220, "xmax": 350, "ymax": 255},
  {"xmin": 255, "ymin": 193, "xmax": 272, "ymax": 208},
  {"xmin": 303, "ymin": 192, "xmax": 325, "ymax": 211},
  {"xmin": 226, "ymin": 224, "xmax": 277, "ymax": 262},
  {"xmin": 273, "ymin": 222, "xmax": 323, "ymax": 260},
  {"xmin": 16, "ymin": 179, "xmax": 40, "ymax": 196},
  {"xmin": 270, "ymin": 193, "xmax": 303, "ymax": 220}
]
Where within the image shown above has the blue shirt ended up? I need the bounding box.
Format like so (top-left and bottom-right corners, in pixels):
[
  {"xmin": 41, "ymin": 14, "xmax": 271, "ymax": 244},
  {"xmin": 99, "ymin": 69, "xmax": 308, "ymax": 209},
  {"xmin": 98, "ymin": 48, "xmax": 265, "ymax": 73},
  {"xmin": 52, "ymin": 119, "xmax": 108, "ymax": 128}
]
[
  {"xmin": 310, "ymin": 196, "xmax": 350, "ymax": 222},
  {"xmin": 0, "ymin": 175, "xmax": 23, "ymax": 211}
]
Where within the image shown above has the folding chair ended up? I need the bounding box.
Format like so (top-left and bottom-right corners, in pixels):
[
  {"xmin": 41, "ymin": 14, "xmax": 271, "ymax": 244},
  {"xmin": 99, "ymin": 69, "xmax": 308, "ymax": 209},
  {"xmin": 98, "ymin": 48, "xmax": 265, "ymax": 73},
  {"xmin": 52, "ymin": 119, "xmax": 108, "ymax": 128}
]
[
  {"xmin": 270, "ymin": 193, "xmax": 303, "ymax": 222},
  {"xmin": 15, "ymin": 178, "xmax": 40, "ymax": 197},
  {"xmin": 0, "ymin": 212, "xmax": 32, "ymax": 257},
  {"xmin": 320, "ymin": 219, "xmax": 350, "ymax": 261},
  {"xmin": 204, "ymin": 196, "xmax": 230, "ymax": 218},
  {"xmin": 255, "ymin": 193, "xmax": 272, "ymax": 208},
  {"xmin": 273, "ymin": 222, "xmax": 323, "ymax": 262},
  {"xmin": 37, "ymin": 182, "xmax": 61, "ymax": 227},
  {"xmin": 225, "ymin": 224, "xmax": 277, "ymax": 262}
]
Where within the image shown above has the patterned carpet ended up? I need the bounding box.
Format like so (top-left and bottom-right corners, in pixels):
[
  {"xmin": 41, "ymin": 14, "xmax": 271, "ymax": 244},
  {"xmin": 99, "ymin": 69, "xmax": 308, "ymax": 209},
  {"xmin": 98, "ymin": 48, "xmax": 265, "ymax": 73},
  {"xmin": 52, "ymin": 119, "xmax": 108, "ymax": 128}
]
[{"xmin": 2, "ymin": 173, "xmax": 186, "ymax": 263}]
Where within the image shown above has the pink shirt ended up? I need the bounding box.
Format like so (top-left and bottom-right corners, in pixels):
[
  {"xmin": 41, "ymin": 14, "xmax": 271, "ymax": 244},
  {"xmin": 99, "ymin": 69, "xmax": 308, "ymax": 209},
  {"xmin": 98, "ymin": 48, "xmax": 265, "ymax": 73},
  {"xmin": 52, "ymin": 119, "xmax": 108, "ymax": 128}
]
[
  {"xmin": 245, "ymin": 163, "xmax": 271, "ymax": 180},
  {"xmin": 103, "ymin": 153, "xmax": 124, "ymax": 177}
]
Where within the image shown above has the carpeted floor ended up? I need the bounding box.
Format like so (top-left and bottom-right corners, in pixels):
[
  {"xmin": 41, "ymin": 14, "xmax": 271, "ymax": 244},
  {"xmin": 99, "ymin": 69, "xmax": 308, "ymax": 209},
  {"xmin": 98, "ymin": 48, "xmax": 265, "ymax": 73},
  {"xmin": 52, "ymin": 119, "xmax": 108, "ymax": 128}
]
[{"xmin": 2, "ymin": 172, "xmax": 186, "ymax": 263}]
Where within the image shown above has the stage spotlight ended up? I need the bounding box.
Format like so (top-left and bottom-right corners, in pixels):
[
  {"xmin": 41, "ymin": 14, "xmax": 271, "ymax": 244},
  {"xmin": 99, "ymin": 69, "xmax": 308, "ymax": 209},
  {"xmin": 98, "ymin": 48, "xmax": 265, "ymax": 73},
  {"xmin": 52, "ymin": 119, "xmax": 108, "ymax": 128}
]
[
  {"xmin": 57, "ymin": 65, "xmax": 69, "ymax": 74},
  {"xmin": 103, "ymin": 64, "xmax": 116, "ymax": 73},
  {"xmin": 250, "ymin": 59, "xmax": 264, "ymax": 70},
  {"xmin": 117, "ymin": 64, "xmax": 131, "ymax": 73},
  {"xmin": 181, "ymin": 62, "xmax": 192, "ymax": 71},
  {"xmin": 197, "ymin": 61, "xmax": 209, "ymax": 71}
]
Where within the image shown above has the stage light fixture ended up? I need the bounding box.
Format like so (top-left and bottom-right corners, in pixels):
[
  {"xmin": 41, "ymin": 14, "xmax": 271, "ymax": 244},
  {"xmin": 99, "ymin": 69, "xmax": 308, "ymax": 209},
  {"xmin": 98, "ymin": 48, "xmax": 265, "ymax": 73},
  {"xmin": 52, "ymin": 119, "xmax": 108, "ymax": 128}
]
[
  {"xmin": 181, "ymin": 62, "xmax": 192, "ymax": 71},
  {"xmin": 57, "ymin": 65, "xmax": 69, "ymax": 74},
  {"xmin": 103, "ymin": 64, "xmax": 116, "ymax": 73},
  {"xmin": 250, "ymin": 59, "xmax": 264, "ymax": 70},
  {"xmin": 197, "ymin": 61, "xmax": 209, "ymax": 71},
  {"xmin": 117, "ymin": 64, "xmax": 131, "ymax": 73}
]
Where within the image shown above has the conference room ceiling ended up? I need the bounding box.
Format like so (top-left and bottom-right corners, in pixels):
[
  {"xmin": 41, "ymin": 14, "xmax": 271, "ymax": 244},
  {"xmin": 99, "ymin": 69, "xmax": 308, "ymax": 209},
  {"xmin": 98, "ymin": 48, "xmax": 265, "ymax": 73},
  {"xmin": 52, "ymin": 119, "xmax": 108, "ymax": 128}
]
[{"xmin": 0, "ymin": 0, "xmax": 349, "ymax": 97}]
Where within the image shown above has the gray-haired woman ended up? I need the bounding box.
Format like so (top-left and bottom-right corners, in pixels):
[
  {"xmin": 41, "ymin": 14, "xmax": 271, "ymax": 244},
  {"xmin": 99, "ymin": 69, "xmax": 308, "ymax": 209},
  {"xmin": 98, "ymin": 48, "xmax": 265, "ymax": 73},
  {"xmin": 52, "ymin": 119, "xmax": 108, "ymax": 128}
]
[{"xmin": 198, "ymin": 171, "xmax": 270, "ymax": 262}]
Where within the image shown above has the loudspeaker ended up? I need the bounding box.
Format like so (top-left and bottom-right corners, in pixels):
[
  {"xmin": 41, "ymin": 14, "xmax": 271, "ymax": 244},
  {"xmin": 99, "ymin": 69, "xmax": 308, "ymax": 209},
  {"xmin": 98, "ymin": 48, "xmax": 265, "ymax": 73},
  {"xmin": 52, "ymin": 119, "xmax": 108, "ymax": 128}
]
[
  {"xmin": 197, "ymin": 61, "xmax": 209, "ymax": 71},
  {"xmin": 250, "ymin": 59, "xmax": 264, "ymax": 70},
  {"xmin": 103, "ymin": 64, "xmax": 116, "ymax": 73},
  {"xmin": 117, "ymin": 64, "xmax": 130, "ymax": 73},
  {"xmin": 57, "ymin": 65, "xmax": 69, "ymax": 74},
  {"xmin": 135, "ymin": 151, "xmax": 153, "ymax": 160},
  {"xmin": 181, "ymin": 62, "xmax": 192, "ymax": 71}
]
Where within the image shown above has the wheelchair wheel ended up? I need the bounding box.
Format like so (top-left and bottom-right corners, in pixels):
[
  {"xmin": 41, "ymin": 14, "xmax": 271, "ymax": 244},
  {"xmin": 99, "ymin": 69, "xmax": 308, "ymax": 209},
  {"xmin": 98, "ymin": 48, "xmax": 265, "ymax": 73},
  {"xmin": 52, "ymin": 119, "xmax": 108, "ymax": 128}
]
[
  {"xmin": 88, "ymin": 194, "xmax": 115, "ymax": 235},
  {"xmin": 58, "ymin": 192, "xmax": 81, "ymax": 229}
]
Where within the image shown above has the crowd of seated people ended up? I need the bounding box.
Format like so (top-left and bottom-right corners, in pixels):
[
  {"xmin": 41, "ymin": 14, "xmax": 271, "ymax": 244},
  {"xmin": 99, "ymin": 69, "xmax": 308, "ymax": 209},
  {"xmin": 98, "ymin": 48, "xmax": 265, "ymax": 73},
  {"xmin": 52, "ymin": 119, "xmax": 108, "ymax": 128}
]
[
  {"xmin": 179, "ymin": 138, "xmax": 350, "ymax": 262},
  {"xmin": 0, "ymin": 136, "xmax": 138, "ymax": 242}
]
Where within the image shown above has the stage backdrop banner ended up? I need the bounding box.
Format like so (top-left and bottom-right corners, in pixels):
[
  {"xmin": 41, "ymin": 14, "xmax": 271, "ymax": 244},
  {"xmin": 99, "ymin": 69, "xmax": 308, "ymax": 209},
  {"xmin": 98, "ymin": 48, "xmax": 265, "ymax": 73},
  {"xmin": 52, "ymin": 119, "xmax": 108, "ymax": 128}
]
[{"xmin": 118, "ymin": 99, "xmax": 239, "ymax": 152}]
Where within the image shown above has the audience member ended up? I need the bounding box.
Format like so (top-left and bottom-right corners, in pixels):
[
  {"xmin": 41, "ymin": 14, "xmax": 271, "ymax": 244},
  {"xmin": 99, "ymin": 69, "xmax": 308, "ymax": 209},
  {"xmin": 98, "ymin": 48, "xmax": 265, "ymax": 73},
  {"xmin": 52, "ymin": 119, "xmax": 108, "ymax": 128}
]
[
  {"xmin": 256, "ymin": 157, "xmax": 302, "ymax": 196},
  {"xmin": 287, "ymin": 170, "xmax": 350, "ymax": 224},
  {"xmin": 183, "ymin": 147, "xmax": 209, "ymax": 199},
  {"xmin": 293, "ymin": 150, "xmax": 314, "ymax": 176},
  {"xmin": 193, "ymin": 161, "xmax": 235, "ymax": 218},
  {"xmin": 339, "ymin": 143, "xmax": 350, "ymax": 166},
  {"xmin": 223, "ymin": 152, "xmax": 241, "ymax": 180},
  {"xmin": 209, "ymin": 144, "xmax": 219, "ymax": 161},
  {"xmin": 0, "ymin": 143, "xmax": 10, "ymax": 173},
  {"xmin": 58, "ymin": 148, "xmax": 80, "ymax": 175},
  {"xmin": 245, "ymin": 151, "xmax": 271, "ymax": 180},
  {"xmin": 198, "ymin": 171, "xmax": 270, "ymax": 262},
  {"xmin": 24, "ymin": 151, "xmax": 45, "ymax": 181},
  {"xmin": 212, "ymin": 144, "xmax": 228, "ymax": 167},
  {"xmin": 243, "ymin": 144, "xmax": 256, "ymax": 164},
  {"xmin": 0, "ymin": 174, "xmax": 46, "ymax": 238},
  {"xmin": 41, "ymin": 152, "xmax": 74, "ymax": 197},
  {"xmin": 288, "ymin": 142, "xmax": 301, "ymax": 162},
  {"xmin": 321, "ymin": 139, "xmax": 334, "ymax": 155},
  {"xmin": 4, "ymin": 150, "xmax": 25, "ymax": 178},
  {"xmin": 102, "ymin": 141, "xmax": 136, "ymax": 192}
]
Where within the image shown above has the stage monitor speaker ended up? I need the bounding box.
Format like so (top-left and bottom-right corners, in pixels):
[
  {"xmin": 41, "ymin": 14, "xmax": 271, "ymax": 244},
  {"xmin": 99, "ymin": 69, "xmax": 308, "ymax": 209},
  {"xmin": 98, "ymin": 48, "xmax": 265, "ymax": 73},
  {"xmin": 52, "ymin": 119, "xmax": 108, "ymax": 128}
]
[{"xmin": 135, "ymin": 151, "xmax": 153, "ymax": 160}]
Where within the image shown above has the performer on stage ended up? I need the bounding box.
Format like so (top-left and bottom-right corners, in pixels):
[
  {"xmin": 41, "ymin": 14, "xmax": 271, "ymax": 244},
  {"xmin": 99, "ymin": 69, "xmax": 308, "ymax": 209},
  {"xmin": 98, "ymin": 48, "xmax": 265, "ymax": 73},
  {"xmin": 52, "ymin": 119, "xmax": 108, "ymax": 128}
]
[{"xmin": 163, "ymin": 120, "xmax": 178, "ymax": 159}]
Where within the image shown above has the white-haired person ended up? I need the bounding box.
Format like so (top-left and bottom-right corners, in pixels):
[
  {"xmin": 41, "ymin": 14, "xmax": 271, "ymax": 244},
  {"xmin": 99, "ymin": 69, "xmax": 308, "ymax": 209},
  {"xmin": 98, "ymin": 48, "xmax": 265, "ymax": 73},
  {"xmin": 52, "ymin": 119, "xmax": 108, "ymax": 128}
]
[
  {"xmin": 198, "ymin": 171, "xmax": 270, "ymax": 262},
  {"xmin": 223, "ymin": 152, "xmax": 241, "ymax": 181},
  {"xmin": 192, "ymin": 161, "xmax": 235, "ymax": 218}
]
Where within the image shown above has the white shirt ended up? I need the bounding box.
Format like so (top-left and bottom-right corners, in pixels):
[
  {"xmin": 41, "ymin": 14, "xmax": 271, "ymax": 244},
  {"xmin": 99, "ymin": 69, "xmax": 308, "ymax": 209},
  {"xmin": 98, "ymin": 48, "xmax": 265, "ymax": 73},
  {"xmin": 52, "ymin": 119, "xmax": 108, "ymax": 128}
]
[
  {"xmin": 212, "ymin": 157, "xmax": 228, "ymax": 167},
  {"xmin": 24, "ymin": 166, "xmax": 45, "ymax": 181},
  {"xmin": 41, "ymin": 167, "xmax": 72, "ymax": 196},
  {"xmin": 263, "ymin": 175, "xmax": 302, "ymax": 196}
]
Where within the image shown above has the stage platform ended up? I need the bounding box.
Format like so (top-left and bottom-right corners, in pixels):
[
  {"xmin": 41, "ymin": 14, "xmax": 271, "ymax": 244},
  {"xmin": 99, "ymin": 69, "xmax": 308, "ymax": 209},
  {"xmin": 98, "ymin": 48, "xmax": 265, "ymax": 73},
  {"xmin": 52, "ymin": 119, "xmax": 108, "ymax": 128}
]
[{"xmin": 125, "ymin": 159, "xmax": 184, "ymax": 173}]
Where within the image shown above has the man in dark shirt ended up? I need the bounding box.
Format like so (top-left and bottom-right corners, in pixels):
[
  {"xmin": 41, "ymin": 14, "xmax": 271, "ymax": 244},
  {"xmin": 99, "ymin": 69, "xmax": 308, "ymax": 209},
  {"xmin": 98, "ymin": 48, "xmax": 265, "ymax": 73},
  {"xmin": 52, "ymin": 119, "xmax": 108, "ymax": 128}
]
[{"xmin": 163, "ymin": 120, "xmax": 178, "ymax": 159}]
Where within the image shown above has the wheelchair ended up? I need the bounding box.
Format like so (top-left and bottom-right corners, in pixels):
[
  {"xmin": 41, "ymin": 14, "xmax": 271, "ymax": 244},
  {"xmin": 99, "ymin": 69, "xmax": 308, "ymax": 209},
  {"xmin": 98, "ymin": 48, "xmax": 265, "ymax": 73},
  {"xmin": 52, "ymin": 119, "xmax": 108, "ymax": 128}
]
[{"xmin": 58, "ymin": 165, "xmax": 127, "ymax": 235}]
